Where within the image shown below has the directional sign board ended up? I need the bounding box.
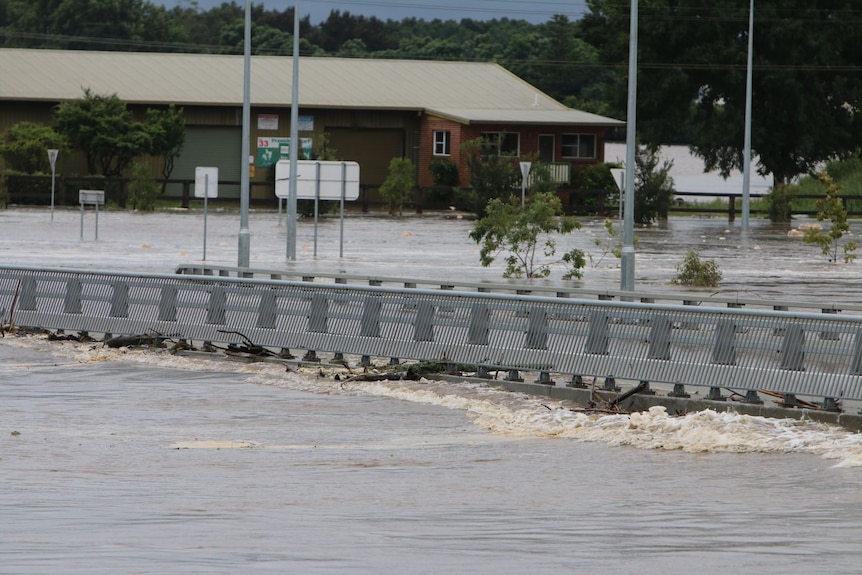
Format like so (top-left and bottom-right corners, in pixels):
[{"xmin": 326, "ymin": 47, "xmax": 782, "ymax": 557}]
[
  {"xmin": 79, "ymin": 189, "xmax": 105, "ymax": 205},
  {"xmin": 194, "ymin": 166, "xmax": 219, "ymax": 198},
  {"xmin": 275, "ymin": 160, "xmax": 360, "ymax": 200}
]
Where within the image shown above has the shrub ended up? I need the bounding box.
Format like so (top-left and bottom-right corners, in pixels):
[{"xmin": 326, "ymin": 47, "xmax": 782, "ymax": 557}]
[
  {"xmin": 635, "ymin": 145, "xmax": 675, "ymax": 224},
  {"xmin": 671, "ymin": 249, "xmax": 722, "ymax": 287},
  {"xmin": 574, "ymin": 162, "xmax": 619, "ymax": 213},
  {"xmin": 0, "ymin": 122, "xmax": 66, "ymax": 174},
  {"xmin": 803, "ymin": 173, "xmax": 857, "ymax": 263},
  {"xmin": 379, "ymin": 157, "xmax": 415, "ymax": 216},
  {"xmin": 127, "ymin": 162, "xmax": 159, "ymax": 211},
  {"xmin": 766, "ymin": 183, "xmax": 795, "ymax": 222},
  {"xmin": 469, "ymin": 191, "xmax": 585, "ymax": 280},
  {"xmin": 428, "ymin": 158, "xmax": 459, "ymax": 187},
  {"xmin": 461, "ymin": 137, "xmax": 519, "ymax": 216}
]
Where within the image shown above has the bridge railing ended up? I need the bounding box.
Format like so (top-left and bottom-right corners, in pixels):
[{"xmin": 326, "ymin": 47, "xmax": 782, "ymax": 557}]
[
  {"xmin": 175, "ymin": 263, "xmax": 858, "ymax": 316},
  {"xmin": 3, "ymin": 265, "xmax": 862, "ymax": 406}
]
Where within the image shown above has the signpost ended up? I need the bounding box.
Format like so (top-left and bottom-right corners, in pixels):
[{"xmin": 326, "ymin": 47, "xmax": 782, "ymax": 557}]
[
  {"xmin": 519, "ymin": 161, "xmax": 531, "ymax": 207},
  {"xmin": 275, "ymin": 160, "xmax": 360, "ymax": 257},
  {"xmin": 610, "ymin": 167, "xmax": 625, "ymax": 222},
  {"xmin": 78, "ymin": 189, "xmax": 105, "ymax": 240},
  {"xmin": 47, "ymin": 149, "xmax": 58, "ymax": 221},
  {"xmin": 195, "ymin": 167, "xmax": 219, "ymax": 261}
]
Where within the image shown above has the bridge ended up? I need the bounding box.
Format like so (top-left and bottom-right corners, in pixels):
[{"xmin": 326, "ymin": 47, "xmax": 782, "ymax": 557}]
[{"xmin": 3, "ymin": 264, "xmax": 862, "ymax": 428}]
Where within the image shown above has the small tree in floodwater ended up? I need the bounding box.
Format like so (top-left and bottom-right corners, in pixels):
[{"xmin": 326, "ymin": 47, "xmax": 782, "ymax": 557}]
[
  {"xmin": 670, "ymin": 249, "xmax": 722, "ymax": 287},
  {"xmin": 469, "ymin": 191, "xmax": 585, "ymax": 280},
  {"xmin": 803, "ymin": 173, "xmax": 858, "ymax": 263},
  {"xmin": 379, "ymin": 157, "xmax": 415, "ymax": 216}
]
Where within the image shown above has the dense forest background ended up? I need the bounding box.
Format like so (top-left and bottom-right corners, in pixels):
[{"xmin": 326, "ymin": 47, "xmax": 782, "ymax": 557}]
[
  {"xmin": 0, "ymin": 0, "xmax": 619, "ymax": 118},
  {"xmin": 2, "ymin": 0, "xmax": 862, "ymax": 188}
]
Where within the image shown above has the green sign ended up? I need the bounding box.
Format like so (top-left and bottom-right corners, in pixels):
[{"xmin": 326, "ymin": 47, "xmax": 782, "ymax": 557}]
[{"xmin": 256, "ymin": 137, "xmax": 313, "ymax": 168}]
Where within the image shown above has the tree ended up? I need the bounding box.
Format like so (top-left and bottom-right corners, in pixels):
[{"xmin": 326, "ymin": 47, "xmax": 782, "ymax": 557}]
[
  {"xmin": 5, "ymin": 0, "xmax": 177, "ymax": 50},
  {"xmin": 671, "ymin": 249, "xmax": 722, "ymax": 288},
  {"xmin": 580, "ymin": 0, "xmax": 862, "ymax": 186},
  {"xmin": 803, "ymin": 173, "xmax": 857, "ymax": 263},
  {"xmin": 127, "ymin": 161, "xmax": 158, "ymax": 211},
  {"xmin": 379, "ymin": 157, "xmax": 415, "ymax": 216},
  {"xmin": 145, "ymin": 105, "xmax": 185, "ymax": 195},
  {"xmin": 469, "ymin": 191, "xmax": 585, "ymax": 280},
  {"xmin": 635, "ymin": 145, "xmax": 675, "ymax": 224},
  {"xmin": 0, "ymin": 122, "xmax": 66, "ymax": 173},
  {"xmin": 53, "ymin": 89, "xmax": 151, "ymax": 177},
  {"xmin": 461, "ymin": 137, "xmax": 520, "ymax": 216}
]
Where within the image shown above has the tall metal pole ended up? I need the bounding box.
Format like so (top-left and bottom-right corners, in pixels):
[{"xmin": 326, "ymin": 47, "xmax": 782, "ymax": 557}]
[
  {"xmin": 286, "ymin": 0, "xmax": 300, "ymax": 260},
  {"xmin": 742, "ymin": 0, "xmax": 754, "ymax": 231},
  {"xmin": 621, "ymin": 0, "xmax": 638, "ymax": 292},
  {"xmin": 237, "ymin": 0, "xmax": 252, "ymax": 267}
]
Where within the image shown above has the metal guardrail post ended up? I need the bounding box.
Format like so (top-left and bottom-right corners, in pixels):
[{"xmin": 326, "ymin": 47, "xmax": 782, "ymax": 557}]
[{"xmin": 110, "ymin": 281, "xmax": 129, "ymax": 318}]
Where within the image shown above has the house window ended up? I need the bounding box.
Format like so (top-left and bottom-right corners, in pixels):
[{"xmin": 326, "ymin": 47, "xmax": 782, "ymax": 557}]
[
  {"xmin": 561, "ymin": 134, "xmax": 596, "ymax": 159},
  {"xmin": 433, "ymin": 130, "xmax": 451, "ymax": 156},
  {"xmin": 480, "ymin": 132, "xmax": 519, "ymax": 157}
]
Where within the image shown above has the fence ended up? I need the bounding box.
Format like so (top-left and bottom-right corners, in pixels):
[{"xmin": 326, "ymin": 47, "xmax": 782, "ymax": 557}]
[{"xmin": 3, "ymin": 265, "xmax": 862, "ymax": 410}]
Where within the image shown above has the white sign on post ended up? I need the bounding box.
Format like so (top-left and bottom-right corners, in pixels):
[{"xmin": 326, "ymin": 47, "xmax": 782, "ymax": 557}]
[
  {"xmin": 194, "ymin": 167, "xmax": 219, "ymax": 198},
  {"xmin": 610, "ymin": 168, "xmax": 625, "ymax": 192},
  {"xmin": 274, "ymin": 160, "xmax": 360, "ymax": 200},
  {"xmin": 519, "ymin": 161, "xmax": 531, "ymax": 207}
]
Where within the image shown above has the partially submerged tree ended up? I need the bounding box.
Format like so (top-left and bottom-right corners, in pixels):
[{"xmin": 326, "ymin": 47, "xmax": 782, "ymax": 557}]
[
  {"xmin": 54, "ymin": 88, "xmax": 151, "ymax": 178},
  {"xmin": 670, "ymin": 249, "xmax": 722, "ymax": 288},
  {"xmin": 146, "ymin": 105, "xmax": 185, "ymax": 195},
  {"xmin": 469, "ymin": 191, "xmax": 585, "ymax": 280},
  {"xmin": 379, "ymin": 157, "xmax": 415, "ymax": 216},
  {"xmin": 127, "ymin": 162, "xmax": 158, "ymax": 211},
  {"xmin": 461, "ymin": 137, "xmax": 519, "ymax": 216},
  {"xmin": 0, "ymin": 122, "xmax": 66, "ymax": 173},
  {"xmin": 803, "ymin": 173, "xmax": 857, "ymax": 263},
  {"xmin": 635, "ymin": 145, "xmax": 675, "ymax": 224}
]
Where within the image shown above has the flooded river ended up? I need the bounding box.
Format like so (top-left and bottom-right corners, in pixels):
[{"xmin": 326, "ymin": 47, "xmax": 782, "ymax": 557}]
[{"xmin": 1, "ymin": 208, "xmax": 862, "ymax": 574}]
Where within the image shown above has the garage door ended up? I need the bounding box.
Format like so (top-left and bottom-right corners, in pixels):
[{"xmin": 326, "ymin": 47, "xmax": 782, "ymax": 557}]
[
  {"xmin": 326, "ymin": 128, "xmax": 404, "ymax": 186},
  {"xmin": 167, "ymin": 126, "xmax": 242, "ymax": 199}
]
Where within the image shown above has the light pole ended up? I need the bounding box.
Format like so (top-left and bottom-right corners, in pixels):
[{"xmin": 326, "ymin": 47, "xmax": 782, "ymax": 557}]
[
  {"xmin": 237, "ymin": 0, "xmax": 252, "ymax": 267},
  {"xmin": 621, "ymin": 0, "xmax": 638, "ymax": 292},
  {"xmin": 286, "ymin": 0, "xmax": 300, "ymax": 260},
  {"xmin": 742, "ymin": 0, "xmax": 754, "ymax": 231}
]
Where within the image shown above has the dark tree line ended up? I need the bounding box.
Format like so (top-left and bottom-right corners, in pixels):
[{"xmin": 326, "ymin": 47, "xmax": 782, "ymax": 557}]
[
  {"xmin": 0, "ymin": 0, "xmax": 611, "ymax": 112},
  {"xmin": 3, "ymin": 0, "xmax": 862, "ymax": 188},
  {"xmin": 581, "ymin": 0, "xmax": 862, "ymax": 187}
]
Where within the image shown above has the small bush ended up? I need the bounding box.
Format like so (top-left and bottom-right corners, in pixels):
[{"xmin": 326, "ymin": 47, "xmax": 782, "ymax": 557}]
[
  {"xmin": 802, "ymin": 173, "xmax": 857, "ymax": 263},
  {"xmin": 766, "ymin": 183, "xmax": 795, "ymax": 222},
  {"xmin": 671, "ymin": 249, "xmax": 722, "ymax": 287},
  {"xmin": 127, "ymin": 162, "xmax": 158, "ymax": 211},
  {"xmin": 428, "ymin": 158, "xmax": 459, "ymax": 187},
  {"xmin": 379, "ymin": 157, "xmax": 415, "ymax": 216}
]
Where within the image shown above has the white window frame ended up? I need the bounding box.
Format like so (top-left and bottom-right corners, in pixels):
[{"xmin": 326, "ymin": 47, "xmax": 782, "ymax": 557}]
[
  {"xmin": 561, "ymin": 133, "xmax": 597, "ymax": 159},
  {"xmin": 433, "ymin": 130, "xmax": 451, "ymax": 156}
]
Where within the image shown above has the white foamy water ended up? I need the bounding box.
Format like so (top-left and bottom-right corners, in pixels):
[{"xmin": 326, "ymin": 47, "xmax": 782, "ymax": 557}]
[{"xmin": 7, "ymin": 334, "xmax": 861, "ymax": 465}]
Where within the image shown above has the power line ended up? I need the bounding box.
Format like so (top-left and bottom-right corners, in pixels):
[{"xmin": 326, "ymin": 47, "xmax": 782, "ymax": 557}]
[{"xmin": 301, "ymin": 0, "xmax": 589, "ymax": 19}]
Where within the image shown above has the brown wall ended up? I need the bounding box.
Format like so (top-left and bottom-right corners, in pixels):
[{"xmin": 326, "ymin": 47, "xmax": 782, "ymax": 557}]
[{"xmin": 418, "ymin": 114, "xmax": 609, "ymax": 188}]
